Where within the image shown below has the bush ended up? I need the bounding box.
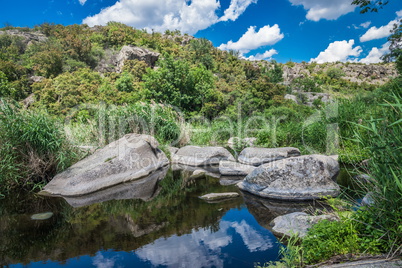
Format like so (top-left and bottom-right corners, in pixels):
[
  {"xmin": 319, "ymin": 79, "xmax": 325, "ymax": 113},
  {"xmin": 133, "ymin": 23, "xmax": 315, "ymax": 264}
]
[{"xmin": 0, "ymin": 100, "xmax": 78, "ymax": 194}]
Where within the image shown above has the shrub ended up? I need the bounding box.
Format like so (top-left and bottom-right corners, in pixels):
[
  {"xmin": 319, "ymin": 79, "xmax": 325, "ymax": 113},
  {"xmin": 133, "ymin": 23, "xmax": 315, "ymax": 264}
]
[{"xmin": 0, "ymin": 100, "xmax": 78, "ymax": 194}]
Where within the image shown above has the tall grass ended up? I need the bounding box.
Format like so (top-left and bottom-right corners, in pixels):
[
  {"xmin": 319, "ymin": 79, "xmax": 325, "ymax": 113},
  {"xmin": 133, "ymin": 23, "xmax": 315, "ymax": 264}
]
[
  {"xmin": 352, "ymin": 86, "xmax": 402, "ymax": 256},
  {"xmin": 0, "ymin": 99, "xmax": 78, "ymax": 194}
]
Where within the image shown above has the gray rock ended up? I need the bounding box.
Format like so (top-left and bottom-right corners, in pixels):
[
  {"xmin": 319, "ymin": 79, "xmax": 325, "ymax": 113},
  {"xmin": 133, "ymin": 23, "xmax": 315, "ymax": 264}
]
[
  {"xmin": 220, "ymin": 176, "xmax": 244, "ymax": 185},
  {"xmin": 172, "ymin": 164, "xmax": 221, "ymax": 179},
  {"xmin": 361, "ymin": 192, "xmax": 374, "ymax": 206},
  {"xmin": 40, "ymin": 134, "xmax": 169, "ymax": 196},
  {"xmin": 227, "ymin": 137, "xmax": 257, "ymax": 150},
  {"xmin": 284, "ymin": 94, "xmax": 298, "ymax": 104},
  {"xmin": 61, "ymin": 167, "xmax": 168, "ymax": 208},
  {"xmin": 31, "ymin": 212, "xmax": 53, "ymax": 220},
  {"xmin": 172, "ymin": 146, "xmax": 235, "ymax": 166},
  {"xmin": 270, "ymin": 212, "xmax": 337, "ymax": 238},
  {"xmin": 237, "ymin": 154, "xmax": 340, "ymax": 200},
  {"xmin": 190, "ymin": 169, "xmax": 207, "ymax": 179},
  {"xmin": 199, "ymin": 192, "xmax": 240, "ymax": 201},
  {"xmin": 219, "ymin": 160, "xmax": 257, "ymax": 176},
  {"xmin": 115, "ymin": 45, "xmax": 160, "ymax": 72},
  {"xmin": 238, "ymin": 147, "xmax": 301, "ymax": 166}
]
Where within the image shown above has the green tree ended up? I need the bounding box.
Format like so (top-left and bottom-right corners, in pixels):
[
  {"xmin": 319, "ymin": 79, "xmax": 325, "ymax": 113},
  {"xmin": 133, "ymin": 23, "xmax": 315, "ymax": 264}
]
[
  {"xmin": 144, "ymin": 55, "xmax": 215, "ymax": 113},
  {"xmin": 352, "ymin": 0, "xmax": 390, "ymax": 13}
]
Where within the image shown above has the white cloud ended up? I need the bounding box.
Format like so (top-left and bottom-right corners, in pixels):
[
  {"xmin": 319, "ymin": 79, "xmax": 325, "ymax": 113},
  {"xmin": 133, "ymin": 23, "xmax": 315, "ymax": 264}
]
[
  {"xmin": 360, "ymin": 19, "xmax": 397, "ymax": 42},
  {"xmin": 218, "ymin": 25, "xmax": 284, "ymax": 53},
  {"xmin": 219, "ymin": 0, "xmax": 257, "ymax": 22},
  {"xmin": 92, "ymin": 252, "xmax": 116, "ymax": 268},
  {"xmin": 83, "ymin": 0, "xmax": 221, "ymax": 35},
  {"xmin": 82, "ymin": 0, "xmax": 257, "ymax": 35},
  {"xmin": 359, "ymin": 42, "xmax": 390, "ymax": 64},
  {"xmin": 310, "ymin": 39, "xmax": 362, "ymax": 63},
  {"xmin": 360, "ymin": 21, "xmax": 371, "ymax": 29},
  {"xmin": 245, "ymin": 49, "xmax": 278, "ymax": 61},
  {"xmin": 397, "ymin": 10, "xmax": 402, "ymax": 17},
  {"xmin": 289, "ymin": 0, "xmax": 355, "ymax": 21},
  {"xmin": 79, "ymin": 0, "xmax": 87, "ymax": 5}
]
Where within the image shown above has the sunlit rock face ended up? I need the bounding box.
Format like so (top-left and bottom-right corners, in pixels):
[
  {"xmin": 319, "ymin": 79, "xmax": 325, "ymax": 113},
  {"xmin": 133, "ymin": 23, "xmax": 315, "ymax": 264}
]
[
  {"xmin": 238, "ymin": 154, "xmax": 340, "ymax": 200},
  {"xmin": 40, "ymin": 134, "xmax": 169, "ymax": 196},
  {"xmin": 172, "ymin": 145, "xmax": 235, "ymax": 166}
]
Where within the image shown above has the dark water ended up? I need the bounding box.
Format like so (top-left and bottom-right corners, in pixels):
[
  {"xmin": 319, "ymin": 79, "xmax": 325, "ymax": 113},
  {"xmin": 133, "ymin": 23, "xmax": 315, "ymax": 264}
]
[
  {"xmin": 0, "ymin": 165, "xmax": 356, "ymax": 268},
  {"xmin": 0, "ymin": 168, "xmax": 286, "ymax": 268}
]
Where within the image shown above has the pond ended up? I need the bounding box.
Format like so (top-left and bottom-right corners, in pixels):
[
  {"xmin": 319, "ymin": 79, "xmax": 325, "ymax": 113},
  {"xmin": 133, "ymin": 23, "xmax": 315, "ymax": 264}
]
[{"xmin": 0, "ymin": 165, "xmax": 355, "ymax": 268}]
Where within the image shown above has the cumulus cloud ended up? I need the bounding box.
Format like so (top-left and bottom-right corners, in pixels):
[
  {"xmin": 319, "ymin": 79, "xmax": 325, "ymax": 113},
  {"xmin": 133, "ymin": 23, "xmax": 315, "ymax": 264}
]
[
  {"xmin": 245, "ymin": 49, "xmax": 278, "ymax": 61},
  {"xmin": 359, "ymin": 42, "xmax": 390, "ymax": 63},
  {"xmin": 83, "ymin": 0, "xmax": 221, "ymax": 35},
  {"xmin": 82, "ymin": 0, "xmax": 256, "ymax": 35},
  {"xmin": 218, "ymin": 25, "xmax": 283, "ymax": 53},
  {"xmin": 289, "ymin": 0, "xmax": 355, "ymax": 21},
  {"xmin": 219, "ymin": 0, "xmax": 257, "ymax": 22},
  {"xmin": 310, "ymin": 39, "xmax": 362, "ymax": 63},
  {"xmin": 360, "ymin": 19, "xmax": 397, "ymax": 42},
  {"xmin": 79, "ymin": 0, "xmax": 87, "ymax": 5},
  {"xmin": 360, "ymin": 21, "xmax": 371, "ymax": 29}
]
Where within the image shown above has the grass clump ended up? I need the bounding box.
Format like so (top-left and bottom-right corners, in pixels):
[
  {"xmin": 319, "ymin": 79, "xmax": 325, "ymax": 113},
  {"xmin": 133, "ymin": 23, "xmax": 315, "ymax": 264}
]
[{"xmin": 0, "ymin": 99, "xmax": 78, "ymax": 194}]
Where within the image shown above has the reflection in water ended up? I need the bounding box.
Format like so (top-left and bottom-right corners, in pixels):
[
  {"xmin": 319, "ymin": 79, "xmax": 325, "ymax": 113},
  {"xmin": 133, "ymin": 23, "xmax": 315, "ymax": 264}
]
[
  {"xmin": 2, "ymin": 168, "xmax": 281, "ymax": 267},
  {"xmin": 135, "ymin": 208, "xmax": 277, "ymax": 268},
  {"xmin": 62, "ymin": 167, "xmax": 169, "ymax": 207}
]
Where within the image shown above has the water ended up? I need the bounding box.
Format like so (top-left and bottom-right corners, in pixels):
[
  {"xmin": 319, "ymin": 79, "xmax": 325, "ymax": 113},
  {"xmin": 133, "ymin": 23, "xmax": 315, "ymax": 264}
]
[{"xmin": 0, "ymin": 168, "xmax": 286, "ymax": 268}]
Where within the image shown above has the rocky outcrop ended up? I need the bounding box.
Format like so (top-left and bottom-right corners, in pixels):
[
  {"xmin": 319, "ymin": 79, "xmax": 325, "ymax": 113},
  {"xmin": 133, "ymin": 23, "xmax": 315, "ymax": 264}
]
[
  {"xmin": 40, "ymin": 134, "xmax": 169, "ymax": 196},
  {"xmin": 270, "ymin": 212, "xmax": 337, "ymax": 238},
  {"xmin": 285, "ymin": 92, "xmax": 333, "ymax": 107},
  {"xmin": 199, "ymin": 192, "xmax": 240, "ymax": 202},
  {"xmin": 115, "ymin": 45, "xmax": 160, "ymax": 72},
  {"xmin": 237, "ymin": 147, "xmax": 300, "ymax": 166},
  {"xmin": 0, "ymin": 30, "xmax": 47, "ymax": 48},
  {"xmin": 219, "ymin": 160, "xmax": 257, "ymax": 176},
  {"xmin": 237, "ymin": 154, "xmax": 340, "ymax": 200},
  {"xmin": 282, "ymin": 62, "xmax": 397, "ymax": 86},
  {"xmin": 172, "ymin": 146, "xmax": 235, "ymax": 166}
]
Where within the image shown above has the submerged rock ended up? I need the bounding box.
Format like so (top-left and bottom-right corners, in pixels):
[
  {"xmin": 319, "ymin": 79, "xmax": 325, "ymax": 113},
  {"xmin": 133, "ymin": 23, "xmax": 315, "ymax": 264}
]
[
  {"xmin": 270, "ymin": 212, "xmax": 337, "ymax": 238},
  {"xmin": 172, "ymin": 146, "xmax": 235, "ymax": 166},
  {"xmin": 199, "ymin": 192, "xmax": 240, "ymax": 202},
  {"xmin": 40, "ymin": 134, "xmax": 169, "ymax": 196},
  {"xmin": 237, "ymin": 154, "xmax": 340, "ymax": 200},
  {"xmin": 219, "ymin": 160, "xmax": 257, "ymax": 176},
  {"xmin": 31, "ymin": 212, "xmax": 53, "ymax": 220},
  {"xmin": 237, "ymin": 147, "xmax": 301, "ymax": 166}
]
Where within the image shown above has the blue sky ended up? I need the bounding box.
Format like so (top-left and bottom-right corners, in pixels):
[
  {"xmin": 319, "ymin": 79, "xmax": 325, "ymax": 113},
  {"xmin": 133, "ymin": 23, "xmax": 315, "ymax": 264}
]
[{"xmin": 1, "ymin": 0, "xmax": 401, "ymax": 63}]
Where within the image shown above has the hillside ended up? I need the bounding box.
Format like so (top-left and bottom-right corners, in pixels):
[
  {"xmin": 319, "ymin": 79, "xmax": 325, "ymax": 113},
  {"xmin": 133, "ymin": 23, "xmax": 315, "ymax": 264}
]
[{"xmin": 0, "ymin": 23, "xmax": 398, "ymax": 117}]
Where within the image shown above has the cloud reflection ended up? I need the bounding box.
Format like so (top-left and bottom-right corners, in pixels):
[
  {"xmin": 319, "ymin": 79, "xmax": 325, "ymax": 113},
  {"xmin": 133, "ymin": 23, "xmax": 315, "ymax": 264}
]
[{"xmin": 135, "ymin": 216, "xmax": 273, "ymax": 267}]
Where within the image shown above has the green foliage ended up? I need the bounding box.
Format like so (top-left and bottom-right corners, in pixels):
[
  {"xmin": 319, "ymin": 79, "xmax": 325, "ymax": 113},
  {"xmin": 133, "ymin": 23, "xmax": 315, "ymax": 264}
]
[
  {"xmin": 0, "ymin": 99, "xmax": 78, "ymax": 194},
  {"xmin": 115, "ymin": 71, "xmax": 135, "ymax": 92},
  {"xmin": 34, "ymin": 68, "xmax": 103, "ymax": 115},
  {"xmin": 144, "ymin": 55, "xmax": 215, "ymax": 113},
  {"xmin": 0, "ymin": 71, "xmax": 15, "ymax": 97},
  {"xmin": 302, "ymin": 220, "xmax": 361, "ymax": 264},
  {"xmin": 266, "ymin": 60, "xmax": 284, "ymax": 83},
  {"xmin": 326, "ymin": 67, "xmax": 345, "ymax": 80}
]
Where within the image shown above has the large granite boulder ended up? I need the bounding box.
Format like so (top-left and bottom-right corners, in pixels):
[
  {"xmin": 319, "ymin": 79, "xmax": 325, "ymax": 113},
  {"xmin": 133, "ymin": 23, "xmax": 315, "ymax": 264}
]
[
  {"xmin": 219, "ymin": 160, "xmax": 257, "ymax": 176},
  {"xmin": 115, "ymin": 45, "xmax": 160, "ymax": 72},
  {"xmin": 237, "ymin": 154, "xmax": 340, "ymax": 200},
  {"xmin": 172, "ymin": 146, "xmax": 235, "ymax": 166},
  {"xmin": 40, "ymin": 134, "xmax": 169, "ymax": 196},
  {"xmin": 270, "ymin": 212, "xmax": 337, "ymax": 238},
  {"xmin": 238, "ymin": 147, "xmax": 301, "ymax": 166}
]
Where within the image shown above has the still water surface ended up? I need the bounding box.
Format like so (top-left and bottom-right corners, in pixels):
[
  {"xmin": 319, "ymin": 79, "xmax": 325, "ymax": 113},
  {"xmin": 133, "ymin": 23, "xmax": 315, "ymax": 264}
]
[{"xmin": 1, "ymin": 168, "xmax": 288, "ymax": 268}]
